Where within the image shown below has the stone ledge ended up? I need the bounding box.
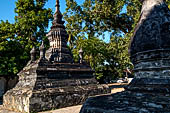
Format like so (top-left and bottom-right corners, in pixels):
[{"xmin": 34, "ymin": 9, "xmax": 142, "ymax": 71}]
[{"xmin": 80, "ymin": 90, "xmax": 170, "ymax": 113}]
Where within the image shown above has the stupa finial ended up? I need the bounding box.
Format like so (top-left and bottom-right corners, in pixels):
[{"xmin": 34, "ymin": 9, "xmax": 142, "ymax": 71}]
[
  {"xmin": 55, "ymin": 0, "xmax": 60, "ymax": 14},
  {"xmin": 51, "ymin": 0, "xmax": 65, "ymax": 27}
]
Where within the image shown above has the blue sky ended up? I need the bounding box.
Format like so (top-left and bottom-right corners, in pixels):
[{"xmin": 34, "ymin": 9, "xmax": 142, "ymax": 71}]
[
  {"xmin": 0, "ymin": 0, "xmax": 126, "ymax": 43},
  {"xmin": 0, "ymin": 0, "xmax": 84, "ymax": 34},
  {"xmin": 0, "ymin": 0, "xmax": 83, "ymax": 23}
]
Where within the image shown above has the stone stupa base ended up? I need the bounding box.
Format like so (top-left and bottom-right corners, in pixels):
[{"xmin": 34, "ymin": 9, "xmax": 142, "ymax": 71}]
[
  {"xmin": 3, "ymin": 61, "xmax": 110, "ymax": 113},
  {"xmin": 3, "ymin": 84, "xmax": 109, "ymax": 113},
  {"xmin": 80, "ymin": 83, "xmax": 170, "ymax": 113}
]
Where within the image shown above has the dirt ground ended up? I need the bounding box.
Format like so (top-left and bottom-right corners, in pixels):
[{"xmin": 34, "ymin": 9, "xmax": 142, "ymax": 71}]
[
  {"xmin": 0, "ymin": 83, "xmax": 127, "ymax": 113},
  {"xmin": 40, "ymin": 105, "xmax": 82, "ymax": 113}
]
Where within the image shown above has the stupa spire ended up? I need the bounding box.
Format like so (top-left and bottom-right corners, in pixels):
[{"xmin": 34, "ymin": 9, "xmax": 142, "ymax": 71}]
[
  {"xmin": 46, "ymin": 0, "xmax": 73, "ymax": 63},
  {"xmin": 55, "ymin": 0, "xmax": 61, "ymax": 14},
  {"xmin": 52, "ymin": 0, "xmax": 65, "ymax": 28}
]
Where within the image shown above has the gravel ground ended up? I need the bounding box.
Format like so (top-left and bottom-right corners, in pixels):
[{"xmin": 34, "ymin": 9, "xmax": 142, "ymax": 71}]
[
  {"xmin": 0, "ymin": 105, "xmax": 82, "ymax": 113},
  {"xmin": 40, "ymin": 105, "xmax": 82, "ymax": 113},
  {"xmin": 0, "ymin": 105, "xmax": 21, "ymax": 113}
]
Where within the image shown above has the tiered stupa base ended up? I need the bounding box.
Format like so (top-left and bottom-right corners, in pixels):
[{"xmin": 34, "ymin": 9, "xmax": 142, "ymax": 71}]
[
  {"xmin": 3, "ymin": 60, "xmax": 110, "ymax": 113},
  {"xmin": 80, "ymin": 90, "xmax": 170, "ymax": 113},
  {"xmin": 80, "ymin": 50, "xmax": 170, "ymax": 113}
]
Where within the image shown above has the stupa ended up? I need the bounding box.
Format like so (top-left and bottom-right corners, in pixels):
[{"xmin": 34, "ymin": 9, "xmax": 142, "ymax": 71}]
[
  {"xmin": 2, "ymin": 0, "xmax": 110, "ymax": 112},
  {"xmin": 80, "ymin": 0, "xmax": 170, "ymax": 112}
]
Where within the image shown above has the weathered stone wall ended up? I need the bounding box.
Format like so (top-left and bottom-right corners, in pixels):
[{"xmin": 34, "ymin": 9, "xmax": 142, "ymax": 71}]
[
  {"xmin": 0, "ymin": 76, "xmax": 18, "ymax": 105},
  {"xmin": 0, "ymin": 77, "xmax": 6, "ymax": 98},
  {"xmin": 80, "ymin": 91, "xmax": 170, "ymax": 113},
  {"xmin": 3, "ymin": 62, "xmax": 38, "ymax": 113},
  {"xmin": 29, "ymin": 84, "xmax": 109, "ymax": 112},
  {"xmin": 7, "ymin": 76, "xmax": 18, "ymax": 90}
]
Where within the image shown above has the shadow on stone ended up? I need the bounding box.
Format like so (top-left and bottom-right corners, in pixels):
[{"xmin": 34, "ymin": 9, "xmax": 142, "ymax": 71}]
[{"xmin": 0, "ymin": 97, "xmax": 2, "ymax": 105}]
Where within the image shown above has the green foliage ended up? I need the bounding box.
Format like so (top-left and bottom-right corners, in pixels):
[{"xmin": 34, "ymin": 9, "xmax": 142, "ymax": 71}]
[
  {"xmin": 0, "ymin": 21, "xmax": 21, "ymax": 75},
  {"xmin": 64, "ymin": 0, "xmax": 135, "ymax": 82},
  {"xmin": 0, "ymin": 0, "xmax": 52, "ymax": 76},
  {"xmin": 64, "ymin": 0, "xmax": 169, "ymax": 82},
  {"xmin": 73, "ymin": 37, "xmax": 107, "ymax": 68},
  {"xmin": 167, "ymin": 0, "xmax": 170, "ymax": 9},
  {"xmin": 64, "ymin": 0, "xmax": 134, "ymax": 39},
  {"xmin": 1, "ymin": 0, "xmax": 170, "ymax": 79}
]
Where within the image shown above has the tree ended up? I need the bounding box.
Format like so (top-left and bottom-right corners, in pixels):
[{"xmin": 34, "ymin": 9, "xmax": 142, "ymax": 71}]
[
  {"xmin": 64, "ymin": 0, "xmax": 134, "ymax": 81},
  {"xmin": 64, "ymin": 0, "xmax": 133, "ymax": 39},
  {"xmin": 0, "ymin": 0, "xmax": 53, "ymax": 76},
  {"xmin": 0, "ymin": 21, "xmax": 21, "ymax": 75},
  {"xmin": 64, "ymin": 0, "xmax": 170, "ymax": 82}
]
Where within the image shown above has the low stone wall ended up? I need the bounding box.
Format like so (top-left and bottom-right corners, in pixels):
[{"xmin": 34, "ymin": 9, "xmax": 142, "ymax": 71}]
[
  {"xmin": 0, "ymin": 77, "xmax": 6, "ymax": 98},
  {"xmin": 80, "ymin": 90, "xmax": 170, "ymax": 113},
  {"xmin": 0, "ymin": 76, "xmax": 18, "ymax": 99}
]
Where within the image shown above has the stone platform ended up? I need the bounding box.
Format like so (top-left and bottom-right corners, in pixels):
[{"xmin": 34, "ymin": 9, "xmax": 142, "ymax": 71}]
[
  {"xmin": 3, "ymin": 59, "xmax": 110, "ymax": 113},
  {"xmin": 80, "ymin": 90, "xmax": 170, "ymax": 113},
  {"xmin": 1, "ymin": 83, "xmax": 127, "ymax": 113}
]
